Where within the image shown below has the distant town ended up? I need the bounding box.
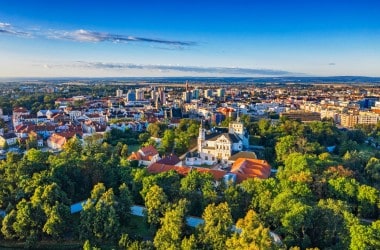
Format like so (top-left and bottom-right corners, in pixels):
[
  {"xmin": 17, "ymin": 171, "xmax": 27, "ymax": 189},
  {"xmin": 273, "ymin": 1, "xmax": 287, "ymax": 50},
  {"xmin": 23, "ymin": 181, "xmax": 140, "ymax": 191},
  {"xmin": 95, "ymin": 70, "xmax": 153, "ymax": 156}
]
[
  {"xmin": 0, "ymin": 78, "xmax": 379, "ymax": 249},
  {"xmin": 1, "ymin": 78, "xmax": 380, "ymax": 156}
]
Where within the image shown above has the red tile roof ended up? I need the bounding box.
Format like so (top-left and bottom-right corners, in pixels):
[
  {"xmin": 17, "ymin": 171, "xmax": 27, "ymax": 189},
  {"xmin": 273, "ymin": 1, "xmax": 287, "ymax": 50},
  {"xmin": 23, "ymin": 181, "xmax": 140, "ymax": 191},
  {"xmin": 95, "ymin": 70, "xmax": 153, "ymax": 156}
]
[
  {"xmin": 156, "ymin": 154, "xmax": 181, "ymax": 165},
  {"xmin": 231, "ymin": 158, "xmax": 271, "ymax": 182},
  {"xmin": 139, "ymin": 145, "xmax": 159, "ymax": 160},
  {"xmin": 13, "ymin": 107, "xmax": 29, "ymax": 113},
  {"xmin": 48, "ymin": 132, "xmax": 79, "ymax": 148},
  {"xmin": 128, "ymin": 145, "xmax": 159, "ymax": 161}
]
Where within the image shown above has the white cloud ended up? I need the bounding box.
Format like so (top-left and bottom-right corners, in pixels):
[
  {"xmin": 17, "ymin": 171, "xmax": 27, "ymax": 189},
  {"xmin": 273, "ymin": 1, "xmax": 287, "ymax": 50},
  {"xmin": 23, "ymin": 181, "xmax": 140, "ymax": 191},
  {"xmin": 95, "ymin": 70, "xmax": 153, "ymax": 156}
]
[
  {"xmin": 0, "ymin": 20, "xmax": 196, "ymax": 48},
  {"xmin": 46, "ymin": 61, "xmax": 295, "ymax": 76},
  {"xmin": 0, "ymin": 22, "xmax": 11, "ymax": 28}
]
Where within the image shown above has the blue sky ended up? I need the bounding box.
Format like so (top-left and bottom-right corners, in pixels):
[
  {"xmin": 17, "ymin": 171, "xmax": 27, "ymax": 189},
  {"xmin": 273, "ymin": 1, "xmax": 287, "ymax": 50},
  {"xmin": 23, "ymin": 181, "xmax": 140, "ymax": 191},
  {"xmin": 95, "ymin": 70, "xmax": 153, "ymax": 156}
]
[{"xmin": 0, "ymin": 0, "xmax": 379, "ymax": 77}]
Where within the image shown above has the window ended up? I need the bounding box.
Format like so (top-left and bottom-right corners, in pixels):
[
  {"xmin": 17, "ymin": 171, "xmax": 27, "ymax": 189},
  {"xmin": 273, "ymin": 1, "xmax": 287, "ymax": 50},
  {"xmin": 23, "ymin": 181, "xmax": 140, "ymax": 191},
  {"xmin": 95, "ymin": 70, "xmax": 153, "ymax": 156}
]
[{"xmin": 205, "ymin": 156, "xmax": 208, "ymax": 160}]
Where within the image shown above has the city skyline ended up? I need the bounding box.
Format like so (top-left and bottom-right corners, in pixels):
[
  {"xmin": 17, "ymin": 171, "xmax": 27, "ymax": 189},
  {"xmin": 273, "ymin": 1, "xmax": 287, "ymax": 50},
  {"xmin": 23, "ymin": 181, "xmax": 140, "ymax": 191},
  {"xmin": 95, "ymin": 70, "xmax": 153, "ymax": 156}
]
[{"xmin": 1, "ymin": 0, "xmax": 379, "ymax": 77}]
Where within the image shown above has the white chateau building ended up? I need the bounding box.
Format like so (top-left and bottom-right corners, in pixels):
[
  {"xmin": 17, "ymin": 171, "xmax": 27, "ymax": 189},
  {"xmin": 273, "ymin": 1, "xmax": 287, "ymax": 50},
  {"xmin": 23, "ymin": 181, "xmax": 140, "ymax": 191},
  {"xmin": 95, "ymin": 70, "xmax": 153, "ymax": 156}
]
[{"xmin": 186, "ymin": 119, "xmax": 249, "ymax": 165}]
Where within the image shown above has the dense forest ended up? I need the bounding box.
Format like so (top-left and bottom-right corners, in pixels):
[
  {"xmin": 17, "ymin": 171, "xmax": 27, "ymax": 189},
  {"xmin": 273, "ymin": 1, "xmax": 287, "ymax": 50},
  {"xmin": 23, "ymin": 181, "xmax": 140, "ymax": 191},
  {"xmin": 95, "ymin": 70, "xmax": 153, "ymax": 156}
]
[{"xmin": 0, "ymin": 118, "xmax": 379, "ymax": 249}]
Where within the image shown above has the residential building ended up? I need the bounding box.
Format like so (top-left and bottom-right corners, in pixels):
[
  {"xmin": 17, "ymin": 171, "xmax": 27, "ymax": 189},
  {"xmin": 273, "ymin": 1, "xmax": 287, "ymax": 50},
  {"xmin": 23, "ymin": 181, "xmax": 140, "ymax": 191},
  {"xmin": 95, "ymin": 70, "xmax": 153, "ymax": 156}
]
[
  {"xmin": 340, "ymin": 114, "xmax": 358, "ymax": 128},
  {"xmin": 128, "ymin": 145, "xmax": 161, "ymax": 166},
  {"xmin": 47, "ymin": 132, "xmax": 79, "ymax": 150},
  {"xmin": 280, "ymin": 111, "xmax": 321, "ymax": 122},
  {"xmin": 0, "ymin": 132, "xmax": 18, "ymax": 148},
  {"xmin": 116, "ymin": 89, "xmax": 123, "ymax": 97},
  {"xmin": 12, "ymin": 107, "xmax": 30, "ymax": 126}
]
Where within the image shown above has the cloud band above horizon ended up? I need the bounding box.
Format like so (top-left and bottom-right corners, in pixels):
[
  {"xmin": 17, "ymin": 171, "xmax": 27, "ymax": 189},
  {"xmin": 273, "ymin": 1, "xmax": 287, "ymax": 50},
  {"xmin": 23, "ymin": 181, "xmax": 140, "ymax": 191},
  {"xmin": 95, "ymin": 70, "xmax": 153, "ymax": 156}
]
[
  {"xmin": 44, "ymin": 61, "xmax": 296, "ymax": 76},
  {"xmin": 0, "ymin": 21, "xmax": 196, "ymax": 48}
]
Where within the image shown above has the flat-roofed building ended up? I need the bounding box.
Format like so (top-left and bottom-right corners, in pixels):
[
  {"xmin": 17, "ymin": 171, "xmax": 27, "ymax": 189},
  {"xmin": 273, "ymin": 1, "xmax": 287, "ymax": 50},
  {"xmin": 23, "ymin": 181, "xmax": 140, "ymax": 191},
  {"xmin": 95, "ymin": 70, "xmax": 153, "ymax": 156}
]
[{"xmin": 280, "ymin": 111, "xmax": 321, "ymax": 122}]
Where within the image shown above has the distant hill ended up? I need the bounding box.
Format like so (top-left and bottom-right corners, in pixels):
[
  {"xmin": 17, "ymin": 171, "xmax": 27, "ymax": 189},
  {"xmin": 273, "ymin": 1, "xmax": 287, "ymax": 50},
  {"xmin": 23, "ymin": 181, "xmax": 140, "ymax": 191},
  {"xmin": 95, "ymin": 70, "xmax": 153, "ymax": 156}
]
[{"xmin": 1, "ymin": 76, "xmax": 380, "ymax": 84}]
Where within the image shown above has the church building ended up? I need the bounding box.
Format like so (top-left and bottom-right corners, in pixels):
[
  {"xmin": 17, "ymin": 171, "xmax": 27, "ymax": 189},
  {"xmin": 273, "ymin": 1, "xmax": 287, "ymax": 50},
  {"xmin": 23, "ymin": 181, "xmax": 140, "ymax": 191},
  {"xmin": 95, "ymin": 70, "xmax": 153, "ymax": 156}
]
[{"xmin": 186, "ymin": 118, "xmax": 249, "ymax": 165}]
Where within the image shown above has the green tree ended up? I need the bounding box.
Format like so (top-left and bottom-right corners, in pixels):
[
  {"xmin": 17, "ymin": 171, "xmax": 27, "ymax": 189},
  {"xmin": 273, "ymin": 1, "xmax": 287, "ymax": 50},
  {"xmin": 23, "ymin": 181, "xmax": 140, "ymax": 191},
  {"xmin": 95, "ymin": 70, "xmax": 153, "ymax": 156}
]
[
  {"xmin": 153, "ymin": 199, "xmax": 188, "ymax": 250},
  {"xmin": 357, "ymin": 185, "xmax": 379, "ymax": 218},
  {"xmin": 43, "ymin": 202, "xmax": 70, "ymax": 240},
  {"xmin": 181, "ymin": 234, "xmax": 197, "ymax": 250},
  {"xmin": 13, "ymin": 199, "xmax": 44, "ymax": 244},
  {"xmin": 242, "ymin": 178, "xmax": 279, "ymax": 224},
  {"xmin": 328, "ymin": 177, "xmax": 359, "ymax": 203},
  {"xmin": 144, "ymin": 185, "xmax": 168, "ymax": 227},
  {"xmin": 117, "ymin": 183, "xmax": 133, "ymax": 224},
  {"xmin": 221, "ymin": 117, "xmax": 234, "ymax": 127},
  {"xmin": 257, "ymin": 119, "xmax": 272, "ymax": 135},
  {"xmin": 365, "ymin": 157, "xmax": 380, "ymax": 186},
  {"xmin": 311, "ymin": 199, "xmax": 351, "ymax": 249},
  {"xmin": 139, "ymin": 132, "xmax": 151, "ymax": 144},
  {"xmin": 200, "ymin": 202, "xmax": 233, "ymax": 249},
  {"xmin": 80, "ymin": 185, "xmax": 120, "ymax": 242},
  {"xmin": 276, "ymin": 135, "xmax": 322, "ymax": 163},
  {"xmin": 180, "ymin": 170, "xmax": 216, "ymax": 216},
  {"xmin": 63, "ymin": 136, "xmax": 82, "ymax": 156},
  {"xmin": 147, "ymin": 123, "xmax": 160, "ymax": 138},
  {"xmin": 349, "ymin": 220, "xmax": 380, "ymax": 250},
  {"xmin": 1, "ymin": 209, "xmax": 17, "ymax": 239},
  {"xmin": 281, "ymin": 202, "xmax": 314, "ymax": 248},
  {"xmin": 226, "ymin": 210, "xmax": 276, "ymax": 250},
  {"xmin": 161, "ymin": 129, "xmax": 175, "ymax": 152},
  {"xmin": 223, "ymin": 185, "xmax": 246, "ymax": 220},
  {"xmin": 174, "ymin": 131, "xmax": 190, "ymax": 154},
  {"xmin": 277, "ymin": 152, "xmax": 314, "ymax": 183}
]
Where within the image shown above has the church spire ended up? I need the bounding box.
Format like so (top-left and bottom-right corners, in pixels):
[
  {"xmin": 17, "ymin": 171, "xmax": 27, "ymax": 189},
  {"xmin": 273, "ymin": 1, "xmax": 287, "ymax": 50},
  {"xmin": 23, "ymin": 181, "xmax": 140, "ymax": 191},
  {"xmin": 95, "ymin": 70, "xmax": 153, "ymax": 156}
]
[
  {"xmin": 199, "ymin": 120, "xmax": 205, "ymax": 139},
  {"xmin": 236, "ymin": 107, "xmax": 240, "ymax": 122},
  {"xmin": 198, "ymin": 120, "xmax": 205, "ymax": 153}
]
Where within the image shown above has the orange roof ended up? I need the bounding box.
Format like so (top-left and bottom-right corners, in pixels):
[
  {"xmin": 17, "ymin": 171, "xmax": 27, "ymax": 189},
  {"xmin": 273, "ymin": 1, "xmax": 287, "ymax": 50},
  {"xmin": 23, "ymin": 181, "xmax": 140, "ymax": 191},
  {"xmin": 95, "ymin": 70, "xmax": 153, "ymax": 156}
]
[
  {"xmin": 231, "ymin": 158, "xmax": 271, "ymax": 182},
  {"xmin": 128, "ymin": 152, "xmax": 142, "ymax": 161},
  {"xmin": 48, "ymin": 133, "xmax": 67, "ymax": 147},
  {"xmin": 128, "ymin": 145, "xmax": 159, "ymax": 161},
  {"xmin": 13, "ymin": 107, "xmax": 29, "ymax": 113},
  {"xmin": 147, "ymin": 163, "xmax": 226, "ymax": 180},
  {"xmin": 140, "ymin": 145, "xmax": 159, "ymax": 160},
  {"xmin": 217, "ymin": 107, "xmax": 235, "ymax": 115}
]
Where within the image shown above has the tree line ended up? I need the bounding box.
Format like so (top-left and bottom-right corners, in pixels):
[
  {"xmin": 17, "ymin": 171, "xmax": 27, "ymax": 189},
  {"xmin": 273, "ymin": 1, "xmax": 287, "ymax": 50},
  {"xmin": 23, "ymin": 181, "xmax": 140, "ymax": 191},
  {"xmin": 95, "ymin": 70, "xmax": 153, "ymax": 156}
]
[{"xmin": 0, "ymin": 119, "xmax": 379, "ymax": 249}]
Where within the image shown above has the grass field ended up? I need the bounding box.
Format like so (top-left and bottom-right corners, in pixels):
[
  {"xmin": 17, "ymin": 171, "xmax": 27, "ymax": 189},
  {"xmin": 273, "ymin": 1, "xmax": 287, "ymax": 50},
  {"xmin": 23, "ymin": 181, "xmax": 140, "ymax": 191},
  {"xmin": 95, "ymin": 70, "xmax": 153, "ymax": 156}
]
[
  {"xmin": 123, "ymin": 215, "xmax": 155, "ymax": 241},
  {"xmin": 128, "ymin": 144, "xmax": 140, "ymax": 154}
]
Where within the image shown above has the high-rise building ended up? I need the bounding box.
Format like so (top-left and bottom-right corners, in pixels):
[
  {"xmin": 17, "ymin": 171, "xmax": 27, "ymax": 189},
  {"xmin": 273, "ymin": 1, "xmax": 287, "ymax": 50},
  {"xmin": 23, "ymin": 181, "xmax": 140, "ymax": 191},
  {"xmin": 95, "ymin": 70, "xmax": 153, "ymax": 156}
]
[
  {"xmin": 136, "ymin": 88, "xmax": 145, "ymax": 100},
  {"xmin": 127, "ymin": 90, "xmax": 136, "ymax": 102},
  {"xmin": 159, "ymin": 88, "xmax": 166, "ymax": 105},
  {"xmin": 151, "ymin": 90, "xmax": 157, "ymax": 100},
  {"xmin": 182, "ymin": 91, "xmax": 192, "ymax": 103},
  {"xmin": 116, "ymin": 89, "xmax": 123, "ymax": 97},
  {"xmin": 204, "ymin": 89, "xmax": 213, "ymax": 99},
  {"xmin": 217, "ymin": 88, "xmax": 225, "ymax": 98},
  {"xmin": 191, "ymin": 89, "xmax": 199, "ymax": 100}
]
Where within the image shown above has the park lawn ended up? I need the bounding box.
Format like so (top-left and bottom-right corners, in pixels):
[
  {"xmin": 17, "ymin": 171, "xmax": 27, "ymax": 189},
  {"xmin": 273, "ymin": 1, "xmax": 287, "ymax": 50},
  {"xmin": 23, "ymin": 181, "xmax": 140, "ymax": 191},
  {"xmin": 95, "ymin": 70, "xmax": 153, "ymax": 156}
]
[
  {"xmin": 122, "ymin": 215, "xmax": 155, "ymax": 241},
  {"xmin": 128, "ymin": 144, "xmax": 140, "ymax": 154},
  {"xmin": 357, "ymin": 143, "xmax": 378, "ymax": 154}
]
